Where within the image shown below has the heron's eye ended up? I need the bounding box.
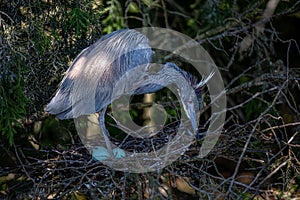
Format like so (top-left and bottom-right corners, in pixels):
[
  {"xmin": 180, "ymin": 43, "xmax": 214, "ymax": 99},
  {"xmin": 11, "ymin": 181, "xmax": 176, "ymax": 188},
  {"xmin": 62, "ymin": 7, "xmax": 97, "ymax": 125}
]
[{"xmin": 146, "ymin": 63, "xmax": 163, "ymax": 74}]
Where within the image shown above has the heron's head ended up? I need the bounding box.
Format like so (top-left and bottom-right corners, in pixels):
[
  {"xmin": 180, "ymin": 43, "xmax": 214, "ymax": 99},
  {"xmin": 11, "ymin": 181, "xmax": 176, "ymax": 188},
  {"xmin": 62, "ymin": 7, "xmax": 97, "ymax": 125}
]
[
  {"xmin": 138, "ymin": 62, "xmax": 213, "ymax": 132},
  {"xmin": 163, "ymin": 62, "xmax": 213, "ymax": 110}
]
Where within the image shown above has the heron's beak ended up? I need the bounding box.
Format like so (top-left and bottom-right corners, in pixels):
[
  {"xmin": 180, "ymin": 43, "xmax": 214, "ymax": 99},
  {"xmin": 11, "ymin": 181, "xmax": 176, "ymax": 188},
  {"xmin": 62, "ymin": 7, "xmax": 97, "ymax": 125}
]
[{"xmin": 181, "ymin": 98, "xmax": 198, "ymax": 134}]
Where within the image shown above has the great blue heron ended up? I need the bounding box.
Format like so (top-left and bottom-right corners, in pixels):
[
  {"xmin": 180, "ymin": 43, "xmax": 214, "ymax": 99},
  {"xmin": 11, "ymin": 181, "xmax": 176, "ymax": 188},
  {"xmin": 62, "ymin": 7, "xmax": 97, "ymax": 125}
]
[{"xmin": 46, "ymin": 29, "xmax": 212, "ymax": 160}]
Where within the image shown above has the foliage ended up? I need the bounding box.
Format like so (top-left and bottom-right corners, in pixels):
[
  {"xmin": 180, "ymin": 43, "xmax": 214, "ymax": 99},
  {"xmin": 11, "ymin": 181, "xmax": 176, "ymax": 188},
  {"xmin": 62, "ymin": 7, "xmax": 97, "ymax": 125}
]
[
  {"xmin": 0, "ymin": 0, "xmax": 107, "ymax": 145},
  {"xmin": 0, "ymin": 28, "xmax": 28, "ymax": 145},
  {"xmin": 101, "ymin": 0, "xmax": 125, "ymax": 33}
]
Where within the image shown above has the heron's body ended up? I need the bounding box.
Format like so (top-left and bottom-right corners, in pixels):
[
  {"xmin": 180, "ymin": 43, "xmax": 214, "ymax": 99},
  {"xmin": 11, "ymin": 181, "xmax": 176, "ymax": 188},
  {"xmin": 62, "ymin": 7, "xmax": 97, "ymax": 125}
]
[
  {"xmin": 47, "ymin": 30, "xmax": 152, "ymax": 119},
  {"xmin": 47, "ymin": 29, "xmax": 211, "ymax": 160}
]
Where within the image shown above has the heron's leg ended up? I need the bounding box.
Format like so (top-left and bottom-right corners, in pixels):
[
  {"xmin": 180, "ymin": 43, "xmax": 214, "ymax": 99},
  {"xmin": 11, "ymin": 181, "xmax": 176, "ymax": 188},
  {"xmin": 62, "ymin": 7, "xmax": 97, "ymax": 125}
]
[{"xmin": 98, "ymin": 107, "xmax": 114, "ymax": 157}]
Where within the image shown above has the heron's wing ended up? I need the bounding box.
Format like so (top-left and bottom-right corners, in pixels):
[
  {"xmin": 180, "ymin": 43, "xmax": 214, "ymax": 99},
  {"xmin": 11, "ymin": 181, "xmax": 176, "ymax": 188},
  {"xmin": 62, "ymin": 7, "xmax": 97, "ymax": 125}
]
[
  {"xmin": 47, "ymin": 29, "xmax": 153, "ymax": 119},
  {"xmin": 46, "ymin": 45, "xmax": 90, "ymax": 119}
]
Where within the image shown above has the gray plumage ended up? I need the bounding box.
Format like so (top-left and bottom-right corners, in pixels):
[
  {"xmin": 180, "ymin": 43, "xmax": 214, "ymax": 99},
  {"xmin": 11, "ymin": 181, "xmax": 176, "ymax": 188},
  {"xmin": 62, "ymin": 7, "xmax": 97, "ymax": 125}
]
[{"xmin": 47, "ymin": 29, "xmax": 152, "ymax": 119}]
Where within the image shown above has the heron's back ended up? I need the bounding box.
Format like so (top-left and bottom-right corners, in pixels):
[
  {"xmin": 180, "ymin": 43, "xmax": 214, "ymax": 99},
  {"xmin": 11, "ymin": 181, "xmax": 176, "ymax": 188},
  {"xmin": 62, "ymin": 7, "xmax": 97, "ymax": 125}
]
[{"xmin": 46, "ymin": 29, "xmax": 152, "ymax": 119}]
